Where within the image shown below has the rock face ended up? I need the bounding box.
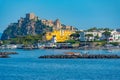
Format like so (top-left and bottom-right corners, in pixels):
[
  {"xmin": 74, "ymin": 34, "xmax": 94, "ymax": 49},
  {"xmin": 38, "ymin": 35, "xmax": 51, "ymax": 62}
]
[
  {"xmin": 1, "ymin": 13, "xmax": 78, "ymax": 40},
  {"xmin": 1, "ymin": 13, "xmax": 52, "ymax": 40}
]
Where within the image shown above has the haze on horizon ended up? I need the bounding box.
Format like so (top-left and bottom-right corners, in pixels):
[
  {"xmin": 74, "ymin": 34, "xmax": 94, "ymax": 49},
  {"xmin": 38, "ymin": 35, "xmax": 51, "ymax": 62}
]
[{"xmin": 0, "ymin": 0, "xmax": 120, "ymax": 33}]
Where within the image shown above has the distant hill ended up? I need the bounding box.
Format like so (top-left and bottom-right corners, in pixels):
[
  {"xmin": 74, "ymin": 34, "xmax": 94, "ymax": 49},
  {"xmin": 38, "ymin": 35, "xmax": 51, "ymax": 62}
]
[{"xmin": 1, "ymin": 13, "xmax": 77, "ymax": 40}]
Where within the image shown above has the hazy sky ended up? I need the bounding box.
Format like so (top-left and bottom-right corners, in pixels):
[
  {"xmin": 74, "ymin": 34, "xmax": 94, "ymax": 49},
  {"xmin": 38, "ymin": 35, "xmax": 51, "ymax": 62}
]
[{"xmin": 0, "ymin": 0, "xmax": 120, "ymax": 32}]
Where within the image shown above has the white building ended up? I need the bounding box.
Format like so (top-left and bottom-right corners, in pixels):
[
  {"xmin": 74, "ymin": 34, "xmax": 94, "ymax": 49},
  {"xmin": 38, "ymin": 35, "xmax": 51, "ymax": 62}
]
[
  {"xmin": 0, "ymin": 44, "xmax": 17, "ymax": 49},
  {"xmin": 80, "ymin": 31, "xmax": 103, "ymax": 41},
  {"xmin": 86, "ymin": 31, "xmax": 103, "ymax": 37},
  {"xmin": 51, "ymin": 35, "xmax": 57, "ymax": 43},
  {"xmin": 109, "ymin": 30, "xmax": 120, "ymax": 42}
]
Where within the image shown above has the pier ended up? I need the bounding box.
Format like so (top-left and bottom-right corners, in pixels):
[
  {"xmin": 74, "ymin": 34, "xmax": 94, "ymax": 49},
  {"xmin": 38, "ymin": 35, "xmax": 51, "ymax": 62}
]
[{"xmin": 39, "ymin": 52, "xmax": 120, "ymax": 59}]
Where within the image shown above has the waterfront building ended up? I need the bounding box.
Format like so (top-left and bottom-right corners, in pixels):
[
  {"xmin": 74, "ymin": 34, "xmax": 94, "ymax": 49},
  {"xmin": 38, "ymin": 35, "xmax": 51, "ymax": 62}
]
[
  {"xmin": 44, "ymin": 43, "xmax": 56, "ymax": 48},
  {"xmin": 56, "ymin": 43, "xmax": 73, "ymax": 48},
  {"xmin": 16, "ymin": 44, "xmax": 24, "ymax": 49},
  {"xmin": 79, "ymin": 31, "xmax": 103, "ymax": 41},
  {"xmin": 108, "ymin": 30, "xmax": 120, "ymax": 42},
  {"xmin": 45, "ymin": 30, "xmax": 74, "ymax": 42},
  {"xmin": 79, "ymin": 32, "xmax": 86, "ymax": 41},
  {"xmin": 51, "ymin": 35, "xmax": 57, "ymax": 43},
  {"xmin": 37, "ymin": 43, "xmax": 43, "ymax": 48},
  {"xmin": 0, "ymin": 44, "xmax": 17, "ymax": 49}
]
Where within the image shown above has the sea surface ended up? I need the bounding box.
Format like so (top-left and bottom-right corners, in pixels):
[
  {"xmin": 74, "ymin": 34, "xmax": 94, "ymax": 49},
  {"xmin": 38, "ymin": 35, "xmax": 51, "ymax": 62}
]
[{"xmin": 0, "ymin": 49, "xmax": 120, "ymax": 80}]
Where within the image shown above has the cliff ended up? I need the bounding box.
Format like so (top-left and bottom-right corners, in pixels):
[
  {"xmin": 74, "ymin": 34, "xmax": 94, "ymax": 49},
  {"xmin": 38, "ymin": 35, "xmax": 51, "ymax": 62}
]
[
  {"xmin": 1, "ymin": 13, "xmax": 52, "ymax": 40},
  {"xmin": 1, "ymin": 13, "xmax": 77, "ymax": 40}
]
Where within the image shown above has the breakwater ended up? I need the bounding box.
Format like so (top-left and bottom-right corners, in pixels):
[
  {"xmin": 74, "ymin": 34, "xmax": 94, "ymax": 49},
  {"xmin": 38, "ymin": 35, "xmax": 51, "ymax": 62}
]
[
  {"xmin": 0, "ymin": 52, "xmax": 18, "ymax": 58},
  {"xmin": 39, "ymin": 54, "xmax": 120, "ymax": 59}
]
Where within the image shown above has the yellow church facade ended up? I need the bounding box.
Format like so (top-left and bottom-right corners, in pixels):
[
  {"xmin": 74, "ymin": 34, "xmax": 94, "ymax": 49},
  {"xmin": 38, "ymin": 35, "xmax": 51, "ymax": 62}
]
[{"xmin": 45, "ymin": 30, "xmax": 74, "ymax": 42}]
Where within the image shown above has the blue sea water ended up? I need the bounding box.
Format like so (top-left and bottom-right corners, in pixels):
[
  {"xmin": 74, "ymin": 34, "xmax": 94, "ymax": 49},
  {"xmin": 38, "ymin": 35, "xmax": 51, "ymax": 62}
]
[{"xmin": 0, "ymin": 49, "xmax": 120, "ymax": 80}]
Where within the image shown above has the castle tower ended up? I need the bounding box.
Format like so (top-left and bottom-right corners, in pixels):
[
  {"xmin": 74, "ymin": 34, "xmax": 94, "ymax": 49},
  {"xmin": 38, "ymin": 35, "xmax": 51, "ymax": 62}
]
[
  {"xmin": 26, "ymin": 13, "xmax": 35, "ymax": 20},
  {"xmin": 54, "ymin": 19, "xmax": 62, "ymax": 30}
]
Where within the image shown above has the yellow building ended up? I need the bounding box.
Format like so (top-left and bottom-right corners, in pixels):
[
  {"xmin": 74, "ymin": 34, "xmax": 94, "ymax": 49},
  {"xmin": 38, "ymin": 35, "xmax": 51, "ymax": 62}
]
[{"xmin": 46, "ymin": 30, "xmax": 74, "ymax": 42}]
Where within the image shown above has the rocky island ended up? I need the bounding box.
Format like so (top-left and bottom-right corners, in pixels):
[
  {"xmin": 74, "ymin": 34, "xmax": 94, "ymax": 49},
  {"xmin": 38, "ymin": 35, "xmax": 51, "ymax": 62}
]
[
  {"xmin": 0, "ymin": 52, "xmax": 18, "ymax": 58},
  {"xmin": 1, "ymin": 13, "xmax": 77, "ymax": 40}
]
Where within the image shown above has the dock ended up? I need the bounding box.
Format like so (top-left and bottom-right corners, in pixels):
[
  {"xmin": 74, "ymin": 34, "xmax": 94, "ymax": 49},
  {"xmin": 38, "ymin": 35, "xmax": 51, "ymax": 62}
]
[{"xmin": 39, "ymin": 52, "xmax": 120, "ymax": 59}]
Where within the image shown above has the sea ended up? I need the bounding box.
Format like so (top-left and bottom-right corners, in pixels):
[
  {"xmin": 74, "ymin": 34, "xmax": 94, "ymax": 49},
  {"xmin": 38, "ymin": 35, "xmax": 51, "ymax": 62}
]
[{"xmin": 0, "ymin": 49, "xmax": 120, "ymax": 80}]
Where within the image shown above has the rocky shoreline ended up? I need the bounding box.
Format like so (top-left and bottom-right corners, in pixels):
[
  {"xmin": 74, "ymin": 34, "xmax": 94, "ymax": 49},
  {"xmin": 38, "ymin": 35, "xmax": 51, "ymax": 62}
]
[
  {"xmin": 39, "ymin": 53, "xmax": 120, "ymax": 59},
  {"xmin": 0, "ymin": 52, "xmax": 18, "ymax": 58}
]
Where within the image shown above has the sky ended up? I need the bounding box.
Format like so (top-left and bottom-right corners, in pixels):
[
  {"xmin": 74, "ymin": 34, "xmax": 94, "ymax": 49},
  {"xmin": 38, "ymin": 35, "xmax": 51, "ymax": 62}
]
[{"xmin": 0, "ymin": 0, "xmax": 120, "ymax": 33}]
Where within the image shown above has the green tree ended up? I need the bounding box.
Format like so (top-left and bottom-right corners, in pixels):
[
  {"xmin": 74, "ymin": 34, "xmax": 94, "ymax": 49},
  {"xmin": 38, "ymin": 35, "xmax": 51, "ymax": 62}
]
[
  {"xmin": 87, "ymin": 27, "xmax": 97, "ymax": 31},
  {"xmin": 85, "ymin": 34, "xmax": 93, "ymax": 41},
  {"xmin": 102, "ymin": 31, "xmax": 111, "ymax": 43},
  {"xmin": 70, "ymin": 33, "xmax": 80, "ymax": 40},
  {"xmin": 94, "ymin": 34, "xmax": 99, "ymax": 41}
]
